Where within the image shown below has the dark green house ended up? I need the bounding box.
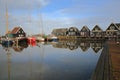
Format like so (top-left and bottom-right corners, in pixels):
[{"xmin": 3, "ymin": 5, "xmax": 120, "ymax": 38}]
[{"xmin": 6, "ymin": 27, "xmax": 26, "ymax": 38}]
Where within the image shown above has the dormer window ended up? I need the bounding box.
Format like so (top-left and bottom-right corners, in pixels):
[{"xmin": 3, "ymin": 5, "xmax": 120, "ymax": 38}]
[
  {"xmin": 70, "ymin": 29, "xmax": 73, "ymax": 31},
  {"xmin": 95, "ymin": 28, "xmax": 98, "ymax": 31},
  {"xmin": 83, "ymin": 28, "xmax": 86, "ymax": 31},
  {"xmin": 110, "ymin": 26, "xmax": 115, "ymax": 30}
]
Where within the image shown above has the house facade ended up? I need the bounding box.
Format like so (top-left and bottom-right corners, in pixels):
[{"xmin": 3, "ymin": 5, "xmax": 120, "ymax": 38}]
[
  {"xmin": 51, "ymin": 28, "xmax": 68, "ymax": 36},
  {"xmin": 80, "ymin": 26, "xmax": 90, "ymax": 37},
  {"xmin": 50, "ymin": 22, "xmax": 120, "ymax": 40},
  {"xmin": 7, "ymin": 27, "xmax": 26, "ymax": 38},
  {"xmin": 66, "ymin": 27, "xmax": 80, "ymax": 36},
  {"xmin": 106, "ymin": 23, "xmax": 120, "ymax": 38},
  {"xmin": 91, "ymin": 25, "xmax": 103, "ymax": 37}
]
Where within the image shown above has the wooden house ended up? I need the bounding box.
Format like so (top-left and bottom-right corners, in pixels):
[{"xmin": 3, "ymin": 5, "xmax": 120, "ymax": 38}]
[
  {"xmin": 66, "ymin": 27, "xmax": 80, "ymax": 36},
  {"xmin": 91, "ymin": 25, "xmax": 103, "ymax": 37},
  {"xmin": 51, "ymin": 28, "xmax": 68, "ymax": 36},
  {"xmin": 7, "ymin": 27, "xmax": 26, "ymax": 38},
  {"xmin": 80, "ymin": 26, "xmax": 90, "ymax": 37},
  {"xmin": 106, "ymin": 23, "xmax": 120, "ymax": 38}
]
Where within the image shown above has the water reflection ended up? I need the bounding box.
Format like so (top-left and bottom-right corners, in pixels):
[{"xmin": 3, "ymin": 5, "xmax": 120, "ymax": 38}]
[
  {"xmin": 91, "ymin": 41, "xmax": 103, "ymax": 53},
  {"xmin": 12, "ymin": 41, "xmax": 28, "ymax": 52},
  {"xmin": 0, "ymin": 40, "xmax": 105, "ymax": 80},
  {"xmin": 52, "ymin": 40, "xmax": 104, "ymax": 53},
  {"xmin": 2, "ymin": 44, "xmax": 12, "ymax": 80},
  {"xmin": 80, "ymin": 41, "xmax": 90, "ymax": 52},
  {"xmin": 1, "ymin": 39, "xmax": 104, "ymax": 53}
]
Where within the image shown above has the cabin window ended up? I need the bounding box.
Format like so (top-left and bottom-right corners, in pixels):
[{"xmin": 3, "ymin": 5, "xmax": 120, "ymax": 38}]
[
  {"xmin": 69, "ymin": 32, "xmax": 76, "ymax": 36},
  {"xmin": 74, "ymin": 29, "xmax": 77, "ymax": 32},
  {"xmin": 81, "ymin": 32, "xmax": 83, "ymax": 35},
  {"xmin": 70, "ymin": 29, "xmax": 73, "ymax": 31},
  {"xmin": 95, "ymin": 28, "xmax": 98, "ymax": 31},
  {"xmin": 83, "ymin": 28, "xmax": 86, "ymax": 31},
  {"xmin": 110, "ymin": 26, "xmax": 115, "ymax": 30}
]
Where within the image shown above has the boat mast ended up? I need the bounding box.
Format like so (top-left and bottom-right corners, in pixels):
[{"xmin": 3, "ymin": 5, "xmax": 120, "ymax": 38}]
[
  {"xmin": 6, "ymin": 3, "xmax": 9, "ymax": 34},
  {"xmin": 40, "ymin": 13, "xmax": 44, "ymax": 37}
]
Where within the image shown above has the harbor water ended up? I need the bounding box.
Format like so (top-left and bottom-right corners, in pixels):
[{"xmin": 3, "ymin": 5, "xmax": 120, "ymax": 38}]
[{"xmin": 0, "ymin": 41, "xmax": 104, "ymax": 80}]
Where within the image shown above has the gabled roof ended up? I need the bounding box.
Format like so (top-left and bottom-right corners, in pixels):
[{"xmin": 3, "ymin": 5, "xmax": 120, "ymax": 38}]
[
  {"xmin": 92, "ymin": 25, "xmax": 103, "ymax": 32},
  {"xmin": 115, "ymin": 23, "xmax": 120, "ymax": 26},
  {"xmin": 106, "ymin": 23, "xmax": 119, "ymax": 31},
  {"xmin": 11, "ymin": 27, "xmax": 21, "ymax": 34},
  {"xmin": 80, "ymin": 26, "xmax": 90, "ymax": 32},
  {"xmin": 115, "ymin": 23, "xmax": 120, "ymax": 30},
  {"xmin": 69, "ymin": 27, "xmax": 79, "ymax": 31},
  {"xmin": 52, "ymin": 28, "xmax": 68, "ymax": 33}
]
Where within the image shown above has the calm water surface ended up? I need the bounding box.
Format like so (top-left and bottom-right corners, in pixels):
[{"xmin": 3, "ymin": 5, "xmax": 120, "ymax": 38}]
[{"xmin": 0, "ymin": 41, "xmax": 103, "ymax": 80}]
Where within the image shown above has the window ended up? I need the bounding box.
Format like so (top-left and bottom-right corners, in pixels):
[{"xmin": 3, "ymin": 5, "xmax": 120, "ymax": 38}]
[
  {"xmin": 95, "ymin": 28, "xmax": 98, "ymax": 31},
  {"xmin": 110, "ymin": 26, "xmax": 115, "ymax": 30},
  {"xmin": 70, "ymin": 29, "xmax": 73, "ymax": 31},
  {"xmin": 83, "ymin": 28, "xmax": 86, "ymax": 31}
]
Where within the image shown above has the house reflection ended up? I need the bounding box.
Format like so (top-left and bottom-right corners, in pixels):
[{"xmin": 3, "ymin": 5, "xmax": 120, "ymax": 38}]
[
  {"xmin": 79, "ymin": 41, "xmax": 90, "ymax": 52},
  {"xmin": 12, "ymin": 40, "xmax": 28, "ymax": 52},
  {"xmin": 1, "ymin": 39, "xmax": 29, "ymax": 52},
  {"xmin": 52, "ymin": 40, "xmax": 104, "ymax": 53},
  {"xmin": 91, "ymin": 41, "xmax": 103, "ymax": 53},
  {"xmin": 52, "ymin": 40, "xmax": 79, "ymax": 50},
  {"xmin": 66, "ymin": 40, "xmax": 79, "ymax": 50},
  {"xmin": 1, "ymin": 40, "xmax": 104, "ymax": 53},
  {"xmin": 52, "ymin": 41, "xmax": 68, "ymax": 49}
]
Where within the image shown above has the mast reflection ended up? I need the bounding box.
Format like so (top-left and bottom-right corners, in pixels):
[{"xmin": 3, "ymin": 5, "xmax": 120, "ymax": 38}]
[{"xmin": 2, "ymin": 42, "xmax": 12, "ymax": 80}]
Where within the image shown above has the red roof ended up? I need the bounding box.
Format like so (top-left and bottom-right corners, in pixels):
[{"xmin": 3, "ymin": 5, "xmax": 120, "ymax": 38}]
[{"xmin": 11, "ymin": 27, "xmax": 21, "ymax": 34}]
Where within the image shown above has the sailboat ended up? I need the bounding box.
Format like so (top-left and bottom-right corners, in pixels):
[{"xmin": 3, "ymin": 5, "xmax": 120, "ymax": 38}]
[
  {"xmin": 1, "ymin": 3, "xmax": 13, "ymax": 47},
  {"xmin": 35, "ymin": 12, "xmax": 45, "ymax": 42}
]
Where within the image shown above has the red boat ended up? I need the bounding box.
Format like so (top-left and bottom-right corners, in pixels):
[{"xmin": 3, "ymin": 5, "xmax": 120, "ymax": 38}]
[{"xmin": 28, "ymin": 37, "xmax": 36, "ymax": 46}]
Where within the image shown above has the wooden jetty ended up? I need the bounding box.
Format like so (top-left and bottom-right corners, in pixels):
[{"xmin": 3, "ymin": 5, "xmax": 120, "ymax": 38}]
[{"xmin": 91, "ymin": 41, "xmax": 120, "ymax": 80}]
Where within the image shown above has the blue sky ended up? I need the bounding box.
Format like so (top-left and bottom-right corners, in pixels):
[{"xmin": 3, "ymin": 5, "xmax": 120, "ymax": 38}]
[{"xmin": 0, "ymin": 0, "xmax": 120, "ymax": 35}]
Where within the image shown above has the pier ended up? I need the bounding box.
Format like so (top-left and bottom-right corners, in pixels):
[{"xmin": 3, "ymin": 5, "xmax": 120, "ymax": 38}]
[{"xmin": 91, "ymin": 41, "xmax": 120, "ymax": 80}]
